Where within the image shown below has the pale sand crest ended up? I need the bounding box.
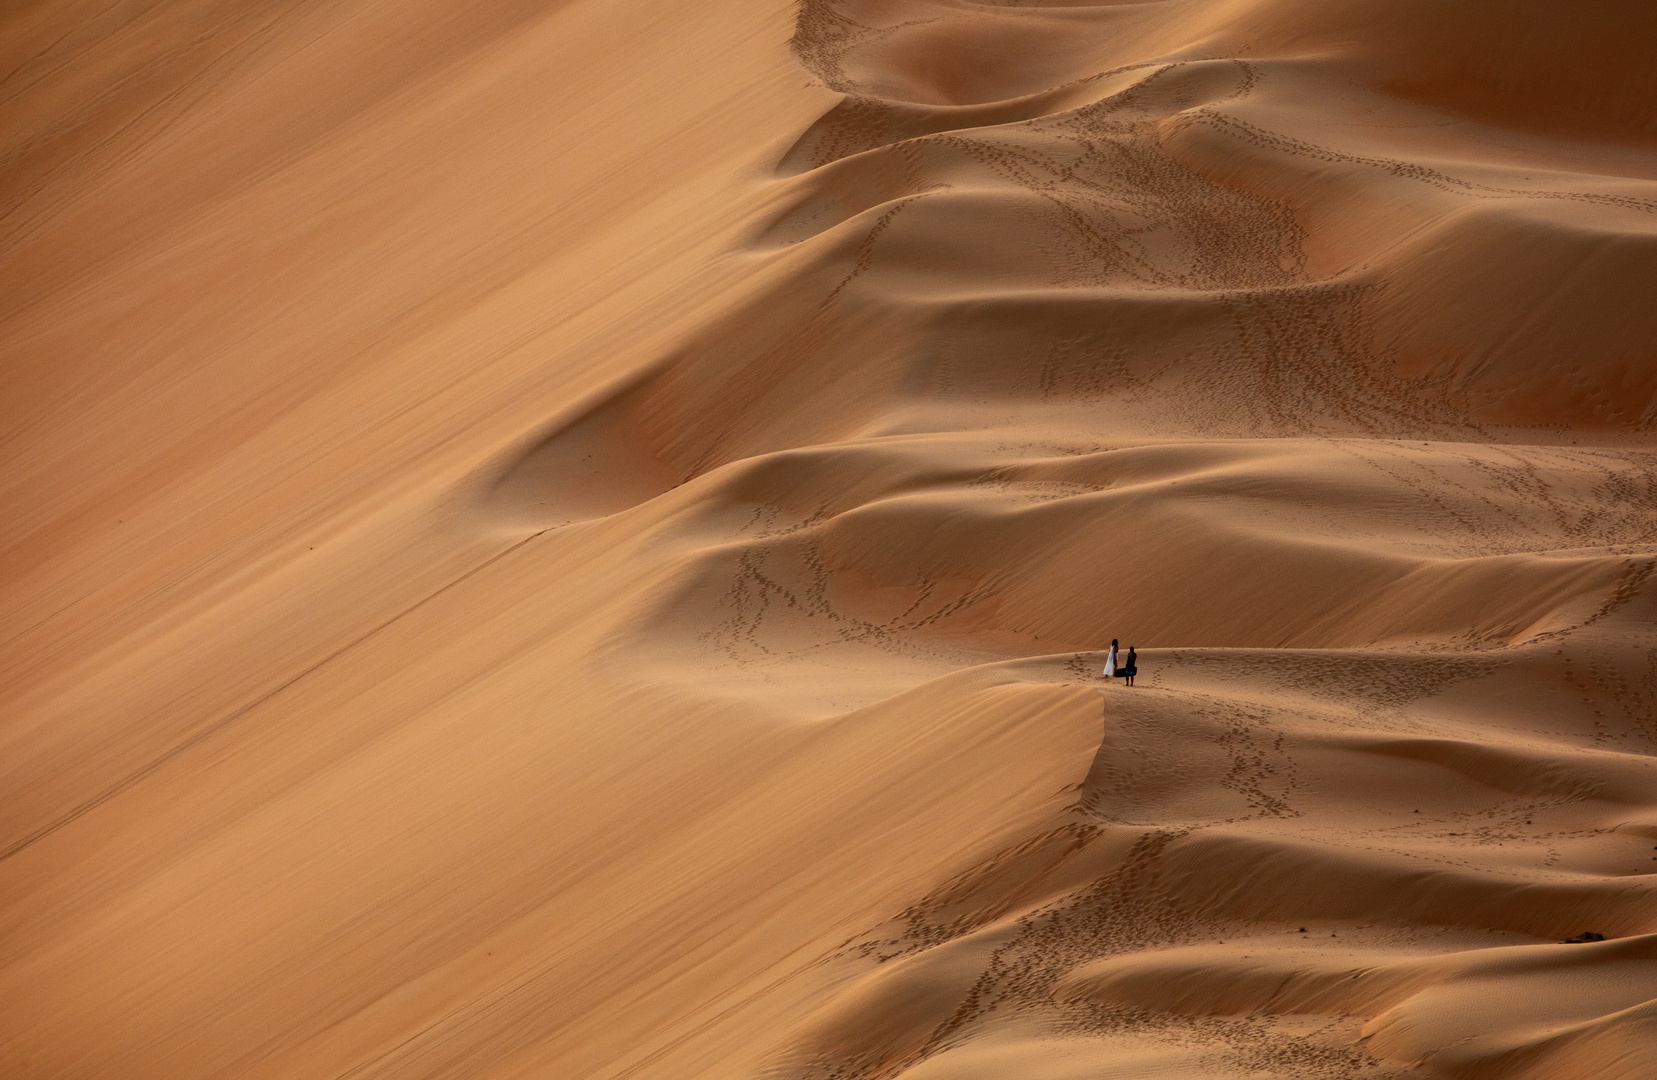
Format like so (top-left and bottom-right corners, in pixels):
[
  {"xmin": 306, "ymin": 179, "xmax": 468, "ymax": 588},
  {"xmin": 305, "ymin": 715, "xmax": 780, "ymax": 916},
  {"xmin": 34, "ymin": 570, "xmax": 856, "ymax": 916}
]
[{"xmin": 3, "ymin": 1, "xmax": 1657, "ymax": 1078}]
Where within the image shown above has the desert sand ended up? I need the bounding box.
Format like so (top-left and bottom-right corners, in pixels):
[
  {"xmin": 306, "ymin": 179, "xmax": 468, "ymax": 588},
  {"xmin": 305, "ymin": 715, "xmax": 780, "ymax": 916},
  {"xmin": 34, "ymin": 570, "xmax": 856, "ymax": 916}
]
[{"xmin": 4, "ymin": 1, "xmax": 1657, "ymax": 1077}]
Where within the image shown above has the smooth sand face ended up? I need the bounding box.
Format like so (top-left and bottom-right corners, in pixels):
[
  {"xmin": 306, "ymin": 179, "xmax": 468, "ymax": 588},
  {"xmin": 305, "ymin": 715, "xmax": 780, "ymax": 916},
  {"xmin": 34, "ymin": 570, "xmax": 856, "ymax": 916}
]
[{"xmin": 4, "ymin": 1, "xmax": 1657, "ymax": 1078}]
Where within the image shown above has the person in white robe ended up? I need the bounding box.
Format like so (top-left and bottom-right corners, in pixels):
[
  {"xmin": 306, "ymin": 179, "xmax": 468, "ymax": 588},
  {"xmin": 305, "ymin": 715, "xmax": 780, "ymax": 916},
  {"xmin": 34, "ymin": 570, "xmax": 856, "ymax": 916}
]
[{"xmin": 1104, "ymin": 639, "xmax": 1118, "ymax": 679}]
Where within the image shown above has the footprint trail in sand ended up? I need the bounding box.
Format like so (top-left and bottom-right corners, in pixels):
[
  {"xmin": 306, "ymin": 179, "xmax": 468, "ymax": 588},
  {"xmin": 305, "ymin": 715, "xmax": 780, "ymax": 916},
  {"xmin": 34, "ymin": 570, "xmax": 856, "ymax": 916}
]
[{"xmin": 4, "ymin": 1, "xmax": 1657, "ymax": 1079}]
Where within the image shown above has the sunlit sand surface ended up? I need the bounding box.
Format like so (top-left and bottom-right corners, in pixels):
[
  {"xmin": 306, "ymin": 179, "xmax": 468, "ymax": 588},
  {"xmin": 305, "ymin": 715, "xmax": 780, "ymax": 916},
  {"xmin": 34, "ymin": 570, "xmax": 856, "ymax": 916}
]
[{"xmin": 4, "ymin": 2, "xmax": 1657, "ymax": 1077}]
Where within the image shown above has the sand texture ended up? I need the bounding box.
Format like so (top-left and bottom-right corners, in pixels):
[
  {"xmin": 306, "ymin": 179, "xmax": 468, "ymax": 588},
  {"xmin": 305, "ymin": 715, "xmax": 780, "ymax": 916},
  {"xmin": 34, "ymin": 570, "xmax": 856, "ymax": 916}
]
[{"xmin": 4, "ymin": 1, "xmax": 1657, "ymax": 1077}]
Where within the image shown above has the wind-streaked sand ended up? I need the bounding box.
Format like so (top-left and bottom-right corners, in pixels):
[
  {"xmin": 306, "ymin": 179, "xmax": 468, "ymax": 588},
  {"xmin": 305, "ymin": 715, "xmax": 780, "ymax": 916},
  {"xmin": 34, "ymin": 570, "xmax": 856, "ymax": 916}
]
[{"xmin": 4, "ymin": 1, "xmax": 1657, "ymax": 1078}]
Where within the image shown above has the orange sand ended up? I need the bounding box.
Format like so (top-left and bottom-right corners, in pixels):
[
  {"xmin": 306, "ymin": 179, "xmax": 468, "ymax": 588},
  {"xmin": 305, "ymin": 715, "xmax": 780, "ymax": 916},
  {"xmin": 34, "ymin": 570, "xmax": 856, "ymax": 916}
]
[{"xmin": 4, "ymin": 1, "xmax": 1657, "ymax": 1078}]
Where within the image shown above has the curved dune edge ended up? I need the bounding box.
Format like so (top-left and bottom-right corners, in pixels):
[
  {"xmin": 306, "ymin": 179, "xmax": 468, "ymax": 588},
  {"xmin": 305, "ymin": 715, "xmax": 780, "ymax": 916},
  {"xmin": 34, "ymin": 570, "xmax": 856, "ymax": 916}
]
[{"xmin": 3, "ymin": 1, "xmax": 1657, "ymax": 1079}]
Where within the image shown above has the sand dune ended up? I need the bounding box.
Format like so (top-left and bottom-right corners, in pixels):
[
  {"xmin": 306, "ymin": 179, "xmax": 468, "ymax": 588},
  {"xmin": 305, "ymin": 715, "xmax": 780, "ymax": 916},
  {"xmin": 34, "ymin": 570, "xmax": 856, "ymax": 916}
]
[{"xmin": 3, "ymin": 0, "xmax": 1657, "ymax": 1077}]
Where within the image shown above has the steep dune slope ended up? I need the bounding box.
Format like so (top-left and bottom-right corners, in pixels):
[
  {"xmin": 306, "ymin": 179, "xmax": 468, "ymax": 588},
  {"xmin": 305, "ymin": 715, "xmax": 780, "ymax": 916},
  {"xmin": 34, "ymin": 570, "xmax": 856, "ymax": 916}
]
[{"xmin": 3, "ymin": 1, "xmax": 1657, "ymax": 1079}]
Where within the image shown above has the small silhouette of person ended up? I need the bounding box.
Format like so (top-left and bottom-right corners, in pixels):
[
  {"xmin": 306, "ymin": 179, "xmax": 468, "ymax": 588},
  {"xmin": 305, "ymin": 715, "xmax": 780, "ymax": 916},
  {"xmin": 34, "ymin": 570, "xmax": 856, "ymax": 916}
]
[
  {"xmin": 1123, "ymin": 646, "xmax": 1138, "ymax": 686},
  {"xmin": 1104, "ymin": 639, "xmax": 1118, "ymax": 679}
]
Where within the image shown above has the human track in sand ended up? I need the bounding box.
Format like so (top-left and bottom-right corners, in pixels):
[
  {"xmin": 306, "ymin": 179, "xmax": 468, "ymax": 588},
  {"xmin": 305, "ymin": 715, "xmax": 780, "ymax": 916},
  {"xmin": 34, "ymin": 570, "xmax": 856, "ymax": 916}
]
[
  {"xmin": 728, "ymin": 2, "xmax": 1657, "ymax": 1078},
  {"xmin": 6, "ymin": 2, "xmax": 1657, "ymax": 1078}
]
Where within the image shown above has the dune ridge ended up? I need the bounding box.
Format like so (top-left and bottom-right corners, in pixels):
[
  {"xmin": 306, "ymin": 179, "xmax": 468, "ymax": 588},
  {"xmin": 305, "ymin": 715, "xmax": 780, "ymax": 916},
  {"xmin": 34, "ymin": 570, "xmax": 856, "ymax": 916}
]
[{"xmin": 3, "ymin": 0, "xmax": 1657, "ymax": 1078}]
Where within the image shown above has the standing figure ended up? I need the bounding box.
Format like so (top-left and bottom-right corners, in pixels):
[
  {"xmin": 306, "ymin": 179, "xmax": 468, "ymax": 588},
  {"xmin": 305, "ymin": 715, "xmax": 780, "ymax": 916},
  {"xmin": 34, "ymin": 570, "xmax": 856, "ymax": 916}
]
[
  {"xmin": 1104, "ymin": 639, "xmax": 1118, "ymax": 680},
  {"xmin": 1123, "ymin": 646, "xmax": 1138, "ymax": 686}
]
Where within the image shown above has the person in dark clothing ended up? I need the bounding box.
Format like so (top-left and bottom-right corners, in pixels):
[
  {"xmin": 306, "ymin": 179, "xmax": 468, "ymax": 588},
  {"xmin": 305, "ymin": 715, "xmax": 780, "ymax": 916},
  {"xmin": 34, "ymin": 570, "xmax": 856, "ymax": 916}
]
[{"xmin": 1123, "ymin": 646, "xmax": 1138, "ymax": 686}]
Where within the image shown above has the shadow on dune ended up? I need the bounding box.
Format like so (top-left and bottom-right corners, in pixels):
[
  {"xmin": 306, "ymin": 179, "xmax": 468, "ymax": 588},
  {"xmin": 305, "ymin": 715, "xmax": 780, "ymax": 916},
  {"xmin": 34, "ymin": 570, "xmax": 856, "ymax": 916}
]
[{"xmin": 690, "ymin": 2, "xmax": 1657, "ymax": 1078}]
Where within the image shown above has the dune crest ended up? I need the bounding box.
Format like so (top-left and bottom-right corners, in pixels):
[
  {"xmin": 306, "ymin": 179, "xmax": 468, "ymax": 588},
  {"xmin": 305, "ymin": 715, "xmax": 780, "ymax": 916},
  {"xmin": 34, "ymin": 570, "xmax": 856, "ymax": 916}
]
[{"xmin": 2, "ymin": 1, "xmax": 1656, "ymax": 1078}]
